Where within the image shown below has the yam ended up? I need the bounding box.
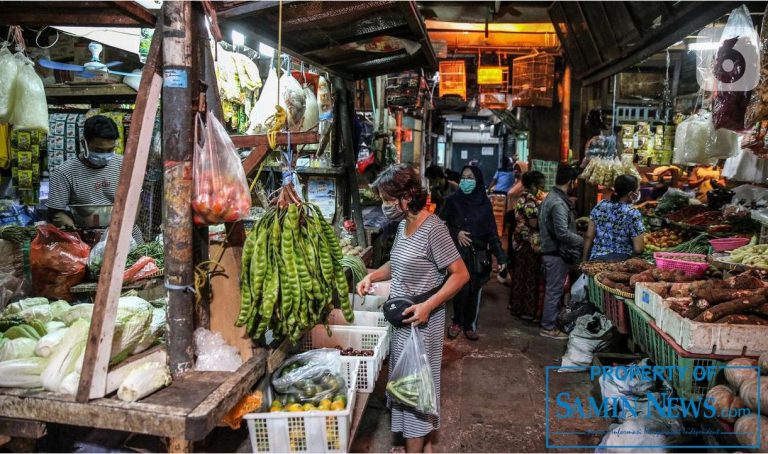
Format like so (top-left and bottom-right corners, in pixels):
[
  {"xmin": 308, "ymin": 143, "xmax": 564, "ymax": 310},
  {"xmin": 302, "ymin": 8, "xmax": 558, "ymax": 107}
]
[
  {"xmin": 615, "ymin": 284, "xmax": 633, "ymax": 294},
  {"xmin": 671, "ymin": 270, "xmax": 698, "ymax": 282},
  {"xmin": 629, "ymin": 269, "xmax": 656, "ymax": 287},
  {"xmin": 652, "ymin": 268, "xmax": 678, "ymax": 282},
  {"xmin": 740, "ymin": 376, "xmax": 768, "ymax": 415},
  {"xmin": 624, "ymin": 258, "xmax": 653, "ymax": 273},
  {"xmin": 641, "ymin": 282, "xmax": 671, "ymax": 298},
  {"xmin": 734, "ymin": 414, "xmax": 768, "ymax": 451},
  {"xmin": 669, "ymin": 281, "xmax": 709, "ymax": 297},
  {"xmin": 604, "ymin": 272, "xmax": 632, "ymax": 283},
  {"xmin": 726, "ymin": 358, "xmax": 759, "ymax": 388},
  {"xmin": 724, "ymin": 271, "xmax": 765, "ymax": 290},
  {"xmin": 706, "ymin": 384, "xmax": 745, "ymax": 423},
  {"xmin": 693, "ymin": 288, "xmax": 765, "ymax": 305},
  {"xmin": 759, "ymin": 353, "xmax": 768, "ymax": 375},
  {"xmin": 751, "ymin": 304, "xmax": 768, "ymax": 317},
  {"xmin": 716, "ymin": 314, "xmax": 768, "ymax": 325},
  {"xmin": 693, "ymin": 294, "xmax": 767, "ymax": 323}
]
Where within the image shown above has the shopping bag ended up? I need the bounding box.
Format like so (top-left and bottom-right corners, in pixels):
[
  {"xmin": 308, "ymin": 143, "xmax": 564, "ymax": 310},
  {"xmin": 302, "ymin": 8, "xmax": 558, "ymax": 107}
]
[
  {"xmin": 30, "ymin": 225, "xmax": 90, "ymax": 301},
  {"xmin": 191, "ymin": 111, "xmax": 252, "ymax": 225},
  {"xmin": 386, "ymin": 325, "xmax": 438, "ymax": 416}
]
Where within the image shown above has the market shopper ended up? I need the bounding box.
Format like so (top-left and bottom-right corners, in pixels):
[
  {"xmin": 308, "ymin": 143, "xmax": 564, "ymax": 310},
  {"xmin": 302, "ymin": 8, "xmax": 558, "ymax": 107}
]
[
  {"xmin": 46, "ymin": 115, "xmax": 144, "ymax": 245},
  {"xmin": 425, "ymin": 165, "xmax": 458, "ymax": 215},
  {"xmin": 583, "ymin": 175, "xmax": 645, "ymax": 262},
  {"xmin": 488, "ymin": 156, "xmax": 516, "ymax": 194},
  {"xmin": 538, "ymin": 164, "xmax": 583, "ymax": 340},
  {"xmin": 357, "ymin": 164, "xmax": 469, "ymax": 453},
  {"xmin": 508, "ymin": 171, "xmax": 546, "ymax": 321},
  {"xmin": 440, "ymin": 165, "xmax": 507, "ymax": 341}
]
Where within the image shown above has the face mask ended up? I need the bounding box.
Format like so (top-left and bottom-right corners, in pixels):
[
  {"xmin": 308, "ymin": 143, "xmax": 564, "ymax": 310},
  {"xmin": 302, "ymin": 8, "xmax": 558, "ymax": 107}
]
[
  {"xmin": 459, "ymin": 178, "xmax": 476, "ymax": 194},
  {"xmin": 82, "ymin": 140, "xmax": 115, "ymax": 167},
  {"xmin": 382, "ymin": 201, "xmax": 406, "ymax": 221}
]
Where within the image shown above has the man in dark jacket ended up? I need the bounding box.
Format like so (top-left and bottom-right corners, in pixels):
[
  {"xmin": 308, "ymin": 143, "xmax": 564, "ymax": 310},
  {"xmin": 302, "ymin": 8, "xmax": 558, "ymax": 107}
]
[{"xmin": 538, "ymin": 165, "xmax": 583, "ymax": 339}]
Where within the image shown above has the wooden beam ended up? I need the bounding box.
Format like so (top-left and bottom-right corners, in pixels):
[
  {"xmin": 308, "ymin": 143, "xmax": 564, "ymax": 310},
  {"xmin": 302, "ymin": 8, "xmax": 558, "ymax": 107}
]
[
  {"xmin": 231, "ymin": 132, "xmax": 319, "ymax": 149},
  {"xmin": 76, "ymin": 24, "xmax": 163, "ymax": 403},
  {"xmin": 398, "ymin": 0, "xmax": 438, "ymax": 71},
  {"xmin": 110, "ymin": 1, "xmax": 157, "ymax": 26},
  {"xmin": 0, "ymin": 418, "xmax": 46, "ymax": 439},
  {"xmin": 162, "ymin": 0, "xmax": 196, "ymax": 377},
  {"xmin": 215, "ymin": 0, "xmax": 297, "ymax": 20},
  {"xmin": 0, "ymin": 9, "xmax": 146, "ymax": 27}
]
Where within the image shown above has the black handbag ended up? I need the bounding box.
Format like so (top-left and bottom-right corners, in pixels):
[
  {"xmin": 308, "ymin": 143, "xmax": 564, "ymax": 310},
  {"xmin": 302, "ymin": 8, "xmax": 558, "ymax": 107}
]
[
  {"xmin": 471, "ymin": 245, "xmax": 491, "ymax": 274},
  {"xmin": 383, "ymin": 283, "xmax": 443, "ymax": 328}
]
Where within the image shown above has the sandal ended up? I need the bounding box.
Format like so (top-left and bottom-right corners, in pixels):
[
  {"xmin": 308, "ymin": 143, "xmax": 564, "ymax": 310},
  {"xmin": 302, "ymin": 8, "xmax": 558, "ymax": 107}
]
[
  {"xmin": 447, "ymin": 324, "xmax": 461, "ymax": 339},
  {"xmin": 389, "ymin": 447, "xmax": 406, "ymax": 453},
  {"xmin": 464, "ymin": 330, "xmax": 479, "ymax": 341}
]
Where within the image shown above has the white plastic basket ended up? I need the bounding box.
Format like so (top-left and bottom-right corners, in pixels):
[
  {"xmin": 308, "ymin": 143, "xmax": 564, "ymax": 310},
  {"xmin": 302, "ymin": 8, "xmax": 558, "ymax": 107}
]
[
  {"xmin": 326, "ymin": 308, "xmax": 388, "ymax": 329},
  {"xmin": 299, "ymin": 325, "xmax": 386, "ymax": 393},
  {"xmin": 245, "ymin": 358, "xmax": 359, "ymax": 453}
]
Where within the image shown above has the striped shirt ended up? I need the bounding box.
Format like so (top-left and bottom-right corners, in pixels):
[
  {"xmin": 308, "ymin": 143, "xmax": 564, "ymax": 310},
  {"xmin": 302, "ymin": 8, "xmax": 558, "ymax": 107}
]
[{"xmin": 388, "ymin": 214, "xmax": 460, "ymax": 438}]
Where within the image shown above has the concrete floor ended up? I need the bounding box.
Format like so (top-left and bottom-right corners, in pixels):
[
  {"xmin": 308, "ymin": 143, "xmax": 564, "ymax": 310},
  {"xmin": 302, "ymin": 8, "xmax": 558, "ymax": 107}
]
[{"xmin": 349, "ymin": 277, "xmax": 603, "ymax": 453}]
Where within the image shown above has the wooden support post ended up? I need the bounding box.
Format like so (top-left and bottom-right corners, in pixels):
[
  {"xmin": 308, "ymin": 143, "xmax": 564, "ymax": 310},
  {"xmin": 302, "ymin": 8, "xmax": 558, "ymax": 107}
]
[
  {"xmin": 162, "ymin": 0, "xmax": 196, "ymax": 377},
  {"xmin": 76, "ymin": 27, "xmax": 163, "ymax": 402},
  {"xmin": 334, "ymin": 78, "xmax": 367, "ymax": 248}
]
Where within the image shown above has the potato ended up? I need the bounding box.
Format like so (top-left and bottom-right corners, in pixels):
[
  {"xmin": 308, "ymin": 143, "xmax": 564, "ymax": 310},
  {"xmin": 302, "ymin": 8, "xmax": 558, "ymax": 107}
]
[
  {"xmin": 726, "ymin": 358, "xmax": 759, "ymax": 388},
  {"xmin": 740, "ymin": 376, "xmax": 768, "ymax": 415},
  {"xmin": 734, "ymin": 413, "xmax": 768, "ymax": 450}
]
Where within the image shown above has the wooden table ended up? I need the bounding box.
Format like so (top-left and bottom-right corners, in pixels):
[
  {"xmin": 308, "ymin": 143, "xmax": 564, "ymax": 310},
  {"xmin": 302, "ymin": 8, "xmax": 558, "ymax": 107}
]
[{"xmin": 0, "ymin": 352, "xmax": 266, "ymax": 451}]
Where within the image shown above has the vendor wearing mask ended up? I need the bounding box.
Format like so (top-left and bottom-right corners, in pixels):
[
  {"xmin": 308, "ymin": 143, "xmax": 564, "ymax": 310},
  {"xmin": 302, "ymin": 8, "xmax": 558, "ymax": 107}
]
[{"xmin": 46, "ymin": 115, "xmax": 144, "ymax": 245}]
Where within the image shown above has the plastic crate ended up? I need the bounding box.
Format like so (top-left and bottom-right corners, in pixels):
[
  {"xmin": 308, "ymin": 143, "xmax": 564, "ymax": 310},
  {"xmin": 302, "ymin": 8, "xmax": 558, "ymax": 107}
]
[
  {"xmin": 653, "ymin": 252, "xmax": 708, "ymax": 277},
  {"xmin": 625, "ymin": 298, "xmax": 653, "ymax": 356},
  {"xmin": 709, "ymin": 237, "xmax": 750, "ymax": 252},
  {"xmin": 603, "ymin": 290, "xmax": 629, "ymax": 335},
  {"xmin": 325, "ymin": 309, "xmax": 391, "ymax": 356},
  {"xmin": 299, "ymin": 325, "xmax": 387, "ymax": 393},
  {"xmin": 647, "ymin": 321, "xmax": 729, "ymax": 401},
  {"xmin": 587, "ymin": 275, "xmax": 604, "ymax": 313},
  {"xmin": 245, "ymin": 358, "xmax": 359, "ymax": 453}
]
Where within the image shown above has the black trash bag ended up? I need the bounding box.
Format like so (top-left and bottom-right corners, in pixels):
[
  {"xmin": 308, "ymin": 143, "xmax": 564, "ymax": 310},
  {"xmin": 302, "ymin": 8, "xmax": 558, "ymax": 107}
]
[{"xmin": 557, "ymin": 300, "xmax": 599, "ymax": 334}]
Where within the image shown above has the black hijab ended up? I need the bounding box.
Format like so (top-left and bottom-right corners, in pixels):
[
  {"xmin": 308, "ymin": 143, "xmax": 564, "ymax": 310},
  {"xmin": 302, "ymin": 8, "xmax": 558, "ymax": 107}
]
[{"xmin": 440, "ymin": 165, "xmax": 497, "ymax": 237}]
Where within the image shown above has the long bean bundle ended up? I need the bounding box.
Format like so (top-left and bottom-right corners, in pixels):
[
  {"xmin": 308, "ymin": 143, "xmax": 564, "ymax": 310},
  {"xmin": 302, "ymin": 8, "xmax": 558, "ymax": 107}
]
[{"xmin": 236, "ymin": 185, "xmax": 353, "ymax": 344}]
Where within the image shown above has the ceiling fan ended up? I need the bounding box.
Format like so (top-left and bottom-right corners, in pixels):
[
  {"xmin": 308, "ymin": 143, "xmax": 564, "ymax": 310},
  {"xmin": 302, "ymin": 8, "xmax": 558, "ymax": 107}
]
[{"xmin": 37, "ymin": 42, "xmax": 134, "ymax": 78}]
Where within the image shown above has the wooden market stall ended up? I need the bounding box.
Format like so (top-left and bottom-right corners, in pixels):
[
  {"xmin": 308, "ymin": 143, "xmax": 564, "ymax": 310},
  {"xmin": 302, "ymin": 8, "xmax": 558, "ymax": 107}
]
[{"xmin": 0, "ymin": 0, "xmax": 436, "ymax": 451}]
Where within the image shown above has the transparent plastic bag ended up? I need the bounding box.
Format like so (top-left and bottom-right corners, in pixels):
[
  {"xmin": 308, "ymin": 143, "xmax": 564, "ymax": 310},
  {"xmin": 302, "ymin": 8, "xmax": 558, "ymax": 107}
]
[
  {"xmin": 708, "ymin": 127, "xmax": 741, "ymax": 159},
  {"xmin": 745, "ymin": 4, "xmax": 768, "ymax": 127},
  {"xmin": 30, "ymin": 225, "xmax": 90, "ymax": 302},
  {"xmin": 192, "ymin": 111, "xmax": 252, "ymax": 225},
  {"xmin": 194, "ymin": 327, "xmax": 243, "ymax": 372},
  {"xmin": 87, "ymin": 231, "xmax": 137, "ymax": 278},
  {"xmin": 712, "ymin": 5, "xmax": 759, "ymax": 132},
  {"xmin": 271, "ymin": 349, "xmax": 347, "ymax": 404},
  {"xmin": 301, "ymin": 84, "xmax": 319, "ymax": 132},
  {"xmin": 0, "ymin": 46, "xmax": 19, "ymax": 122},
  {"xmin": 386, "ymin": 325, "xmax": 438, "ymax": 416},
  {"xmin": 8, "ymin": 55, "xmax": 48, "ymax": 132}
]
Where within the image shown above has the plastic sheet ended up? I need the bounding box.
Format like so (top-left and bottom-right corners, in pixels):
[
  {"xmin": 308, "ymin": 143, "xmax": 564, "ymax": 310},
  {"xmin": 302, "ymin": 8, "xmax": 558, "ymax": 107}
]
[{"xmin": 559, "ymin": 313, "xmax": 615, "ymax": 371}]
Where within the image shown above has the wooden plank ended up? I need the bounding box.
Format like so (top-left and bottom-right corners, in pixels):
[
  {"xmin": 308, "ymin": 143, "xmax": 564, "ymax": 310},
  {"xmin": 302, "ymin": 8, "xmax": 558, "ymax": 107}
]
[
  {"xmin": 0, "ymin": 417, "xmax": 46, "ymax": 439},
  {"xmin": 169, "ymin": 438, "xmax": 190, "ymax": 453},
  {"xmin": 105, "ymin": 347, "xmax": 168, "ymax": 395},
  {"xmin": 349, "ymin": 392, "xmax": 370, "ymax": 451},
  {"xmin": 109, "ymin": 1, "xmax": 157, "ymax": 26},
  {"xmin": 163, "ymin": 0, "xmax": 197, "ymax": 378},
  {"xmin": 267, "ymin": 338, "xmax": 292, "ymax": 374},
  {"xmin": 185, "ymin": 351, "xmax": 267, "ymax": 440},
  {"xmin": 208, "ymin": 243, "xmax": 253, "ymax": 361},
  {"xmin": 77, "ymin": 24, "xmax": 163, "ymax": 402},
  {"xmin": 231, "ymin": 131, "xmax": 319, "ymax": 149},
  {"xmin": 141, "ymin": 371, "xmax": 229, "ymax": 411}
]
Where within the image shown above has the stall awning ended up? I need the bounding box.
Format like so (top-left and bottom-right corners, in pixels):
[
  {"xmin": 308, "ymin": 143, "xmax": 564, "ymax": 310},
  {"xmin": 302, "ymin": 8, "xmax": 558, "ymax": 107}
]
[{"xmin": 216, "ymin": 0, "xmax": 437, "ymax": 80}]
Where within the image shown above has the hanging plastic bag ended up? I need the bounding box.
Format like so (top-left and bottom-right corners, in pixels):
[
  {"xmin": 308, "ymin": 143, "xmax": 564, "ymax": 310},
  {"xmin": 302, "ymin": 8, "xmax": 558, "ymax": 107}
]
[
  {"xmin": 745, "ymin": 4, "xmax": 768, "ymax": 127},
  {"xmin": 192, "ymin": 111, "xmax": 252, "ymax": 225},
  {"xmin": 708, "ymin": 127, "xmax": 741, "ymax": 159},
  {"xmin": 8, "ymin": 55, "xmax": 48, "ymax": 132},
  {"xmin": 280, "ymin": 72, "xmax": 307, "ymax": 131},
  {"xmin": 386, "ymin": 325, "xmax": 438, "ymax": 415},
  {"xmin": 123, "ymin": 257, "xmax": 160, "ymax": 283},
  {"xmin": 247, "ymin": 68, "xmax": 278, "ymax": 134},
  {"xmin": 301, "ymin": 84, "xmax": 319, "ymax": 132},
  {"xmin": 0, "ymin": 46, "xmax": 19, "ymax": 122},
  {"xmin": 712, "ymin": 5, "xmax": 759, "ymax": 132},
  {"xmin": 30, "ymin": 225, "xmax": 90, "ymax": 302},
  {"xmin": 87, "ymin": 231, "xmax": 137, "ymax": 278}
]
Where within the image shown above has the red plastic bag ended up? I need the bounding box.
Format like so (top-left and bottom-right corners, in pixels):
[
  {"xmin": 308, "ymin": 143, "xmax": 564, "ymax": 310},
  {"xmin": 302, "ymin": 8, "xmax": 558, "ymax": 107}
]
[
  {"xmin": 30, "ymin": 225, "xmax": 90, "ymax": 302},
  {"xmin": 123, "ymin": 256, "xmax": 159, "ymax": 283},
  {"xmin": 192, "ymin": 111, "xmax": 252, "ymax": 225}
]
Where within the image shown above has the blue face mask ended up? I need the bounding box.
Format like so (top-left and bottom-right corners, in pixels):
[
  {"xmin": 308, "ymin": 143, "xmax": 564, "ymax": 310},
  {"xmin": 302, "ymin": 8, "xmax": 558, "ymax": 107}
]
[
  {"xmin": 86, "ymin": 152, "xmax": 115, "ymax": 167},
  {"xmin": 459, "ymin": 178, "xmax": 476, "ymax": 194}
]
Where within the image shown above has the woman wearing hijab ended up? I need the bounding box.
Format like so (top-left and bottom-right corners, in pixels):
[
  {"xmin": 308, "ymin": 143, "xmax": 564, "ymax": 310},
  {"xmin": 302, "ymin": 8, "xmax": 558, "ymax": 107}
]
[{"xmin": 440, "ymin": 165, "xmax": 507, "ymax": 340}]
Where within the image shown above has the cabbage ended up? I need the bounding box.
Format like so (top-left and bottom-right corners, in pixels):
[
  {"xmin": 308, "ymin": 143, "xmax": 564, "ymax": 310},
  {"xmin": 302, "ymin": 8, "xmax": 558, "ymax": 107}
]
[
  {"xmin": 59, "ymin": 371, "xmax": 80, "ymax": 395},
  {"xmin": 60, "ymin": 304, "xmax": 94, "ymax": 326},
  {"xmin": 0, "ymin": 337, "xmax": 37, "ymax": 360},
  {"xmin": 41, "ymin": 319, "xmax": 89, "ymax": 392},
  {"xmin": 45, "ymin": 321, "xmax": 66, "ymax": 333},
  {"xmin": 0, "ymin": 357, "xmax": 48, "ymax": 388},
  {"xmin": 117, "ymin": 296, "xmax": 151, "ymax": 317},
  {"xmin": 49, "ymin": 300, "xmax": 71, "ymax": 321},
  {"xmin": 35, "ymin": 329, "xmax": 68, "ymax": 358},
  {"xmin": 3, "ymin": 297, "xmax": 49, "ymax": 316},
  {"xmin": 16, "ymin": 304, "xmax": 53, "ymax": 324},
  {"xmin": 132, "ymin": 308, "xmax": 166, "ymax": 354},
  {"xmin": 110, "ymin": 310, "xmax": 151, "ymax": 365},
  {"xmin": 117, "ymin": 361, "xmax": 171, "ymax": 402}
]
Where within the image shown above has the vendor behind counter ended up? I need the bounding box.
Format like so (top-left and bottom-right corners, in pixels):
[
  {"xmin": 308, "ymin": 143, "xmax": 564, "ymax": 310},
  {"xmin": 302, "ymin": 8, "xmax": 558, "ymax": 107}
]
[{"xmin": 45, "ymin": 115, "xmax": 144, "ymax": 245}]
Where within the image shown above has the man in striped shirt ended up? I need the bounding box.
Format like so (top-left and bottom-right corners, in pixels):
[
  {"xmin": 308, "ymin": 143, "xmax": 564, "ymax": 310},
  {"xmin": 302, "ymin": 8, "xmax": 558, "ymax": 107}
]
[{"xmin": 46, "ymin": 115, "xmax": 143, "ymax": 244}]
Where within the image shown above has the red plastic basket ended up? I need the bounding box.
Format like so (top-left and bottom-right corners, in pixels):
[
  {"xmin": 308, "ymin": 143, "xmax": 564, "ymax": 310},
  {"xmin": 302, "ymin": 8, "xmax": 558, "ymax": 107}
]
[
  {"xmin": 708, "ymin": 237, "xmax": 750, "ymax": 252},
  {"xmin": 653, "ymin": 252, "xmax": 708, "ymax": 277},
  {"xmin": 603, "ymin": 290, "xmax": 629, "ymax": 335}
]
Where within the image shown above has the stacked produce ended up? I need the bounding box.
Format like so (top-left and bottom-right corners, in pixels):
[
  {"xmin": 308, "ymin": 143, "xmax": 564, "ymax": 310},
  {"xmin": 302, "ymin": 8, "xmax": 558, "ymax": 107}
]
[
  {"xmin": 595, "ymin": 258, "xmax": 698, "ymax": 294},
  {"xmin": 237, "ymin": 184, "xmax": 352, "ymax": 344},
  {"xmin": 644, "ymin": 228, "xmax": 686, "ymax": 252},
  {"xmin": 726, "ymin": 244, "xmax": 768, "ymax": 269},
  {"xmin": 580, "ymin": 155, "xmax": 641, "ymax": 187},
  {"xmin": 0, "ymin": 296, "xmax": 168, "ymax": 399},
  {"xmin": 269, "ymin": 350, "xmax": 349, "ymax": 413},
  {"xmin": 339, "ymin": 237, "xmax": 365, "ymax": 257},
  {"xmin": 707, "ymin": 355, "xmax": 768, "ymax": 449}
]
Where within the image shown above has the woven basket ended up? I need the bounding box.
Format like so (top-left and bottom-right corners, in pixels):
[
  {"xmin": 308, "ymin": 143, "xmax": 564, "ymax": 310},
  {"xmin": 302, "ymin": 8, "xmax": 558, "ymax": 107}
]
[{"xmin": 594, "ymin": 273, "xmax": 635, "ymax": 298}]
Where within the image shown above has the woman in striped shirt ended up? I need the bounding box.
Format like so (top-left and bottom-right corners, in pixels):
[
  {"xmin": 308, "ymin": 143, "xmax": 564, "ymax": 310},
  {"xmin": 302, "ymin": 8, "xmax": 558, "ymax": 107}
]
[{"xmin": 358, "ymin": 164, "xmax": 469, "ymax": 453}]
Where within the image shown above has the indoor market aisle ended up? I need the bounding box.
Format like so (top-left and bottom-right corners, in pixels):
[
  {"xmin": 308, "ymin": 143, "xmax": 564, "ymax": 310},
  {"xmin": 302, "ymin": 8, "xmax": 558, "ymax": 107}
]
[{"xmin": 350, "ymin": 276, "xmax": 602, "ymax": 453}]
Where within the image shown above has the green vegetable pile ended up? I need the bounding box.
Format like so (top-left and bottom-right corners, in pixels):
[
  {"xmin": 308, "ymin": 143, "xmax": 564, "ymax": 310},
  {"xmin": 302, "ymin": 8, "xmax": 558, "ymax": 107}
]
[
  {"xmin": 386, "ymin": 366, "xmax": 437, "ymax": 415},
  {"xmin": 339, "ymin": 255, "xmax": 367, "ymax": 287},
  {"xmin": 237, "ymin": 200, "xmax": 353, "ymax": 344},
  {"xmin": 127, "ymin": 241, "xmax": 164, "ymax": 269}
]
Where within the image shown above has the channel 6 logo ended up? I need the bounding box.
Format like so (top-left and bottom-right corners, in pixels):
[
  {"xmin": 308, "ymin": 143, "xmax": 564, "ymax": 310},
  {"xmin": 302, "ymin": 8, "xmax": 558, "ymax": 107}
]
[{"xmin": 695, "ymin": 24, "xmax": 761, "ymax": 92}]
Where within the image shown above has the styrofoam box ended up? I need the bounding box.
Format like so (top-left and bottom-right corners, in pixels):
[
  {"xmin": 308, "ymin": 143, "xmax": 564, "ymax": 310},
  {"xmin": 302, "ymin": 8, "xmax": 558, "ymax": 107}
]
[
  {"xmin": 299, "ymin": 325, "xmax": 387, "ymax": 393},
  {"xmin": 656, "ymin": 301, "xmax": 768, "ymax": 356},
  {"xmin": 634, "ymin": 283, "xmax": 665, "ymax": 320},
  {"xmin": 326, "ymin": 309, "xmax": 390, "ymax": 356},
  {"xmin": 245, "ymin": 357, "xmax": 359, "ymax": 453}
]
